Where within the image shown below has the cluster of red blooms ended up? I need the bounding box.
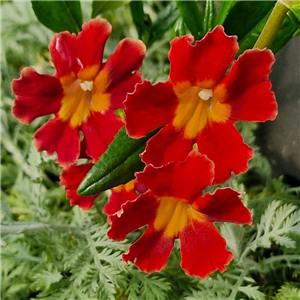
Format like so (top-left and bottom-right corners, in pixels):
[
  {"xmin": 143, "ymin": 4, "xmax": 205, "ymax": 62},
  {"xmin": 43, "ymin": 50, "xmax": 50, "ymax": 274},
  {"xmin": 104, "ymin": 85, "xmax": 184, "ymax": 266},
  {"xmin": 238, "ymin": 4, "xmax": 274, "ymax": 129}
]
[{"xmin": 11, "ymin": 19, "xmax": 277, "ymax": 278}]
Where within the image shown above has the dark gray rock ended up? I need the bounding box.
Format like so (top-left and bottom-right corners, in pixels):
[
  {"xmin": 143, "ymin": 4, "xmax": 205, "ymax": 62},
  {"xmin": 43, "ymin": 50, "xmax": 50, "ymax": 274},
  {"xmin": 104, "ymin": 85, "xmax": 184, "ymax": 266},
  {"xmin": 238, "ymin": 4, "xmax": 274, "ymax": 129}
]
[{"xmin": 257, "ymin": 35, "xmax": 300, "ymax": 182}]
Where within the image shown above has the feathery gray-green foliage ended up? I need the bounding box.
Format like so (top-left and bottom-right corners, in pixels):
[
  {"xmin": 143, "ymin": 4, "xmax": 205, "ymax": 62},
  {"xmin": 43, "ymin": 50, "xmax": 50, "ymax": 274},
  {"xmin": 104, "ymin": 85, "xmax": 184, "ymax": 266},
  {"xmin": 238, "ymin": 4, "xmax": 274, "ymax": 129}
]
[{"xmin": 1, "ymin": 1, "xmax": 300, "ymax": 300}]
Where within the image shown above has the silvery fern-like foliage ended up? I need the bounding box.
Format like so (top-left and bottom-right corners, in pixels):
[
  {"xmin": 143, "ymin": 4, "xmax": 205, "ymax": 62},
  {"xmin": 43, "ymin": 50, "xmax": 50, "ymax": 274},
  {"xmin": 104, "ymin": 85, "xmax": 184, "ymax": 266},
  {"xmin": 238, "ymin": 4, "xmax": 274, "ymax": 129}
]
[{"xmin": 250, "ymin": 201, "xmax": 300, "ymax": 251}]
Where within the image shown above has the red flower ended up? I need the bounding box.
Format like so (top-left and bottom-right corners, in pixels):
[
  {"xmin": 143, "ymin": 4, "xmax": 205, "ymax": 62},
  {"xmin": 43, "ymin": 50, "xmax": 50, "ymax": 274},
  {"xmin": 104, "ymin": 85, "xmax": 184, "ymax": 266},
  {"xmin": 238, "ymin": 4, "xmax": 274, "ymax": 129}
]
[
  {"xmin": 12, "ymin": 18, "xmax": 146, "ymax": 167},
  {"xmin": 125, "ymin": 26, "xmax": 277, "ymax": 183},
  {"xmin": 108, "ymin": 152, "xmax": 252, "ymax": 278},
  {"xmin": 60, "ymin": 163, "xmax": 100, "ymax": 210},
  {"xmin": 103, "ymin": 180, "xmax": 147, "ymax": 216}
]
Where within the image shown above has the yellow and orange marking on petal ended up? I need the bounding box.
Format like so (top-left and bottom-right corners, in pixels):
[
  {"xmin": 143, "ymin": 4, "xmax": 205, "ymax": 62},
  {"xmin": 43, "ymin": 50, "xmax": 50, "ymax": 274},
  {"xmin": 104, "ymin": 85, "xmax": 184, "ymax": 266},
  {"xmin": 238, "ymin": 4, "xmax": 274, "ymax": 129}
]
[
  {"xmin": 154, "ymin": 196, "xmax": 207, "ymax": 238},
  {"xmin": 172, "ymin": 81, "xmax": 231, "ymax": 139},
  {"xmin": 58, "ymin": 66, "xmax": 111, "ymax": 128}
]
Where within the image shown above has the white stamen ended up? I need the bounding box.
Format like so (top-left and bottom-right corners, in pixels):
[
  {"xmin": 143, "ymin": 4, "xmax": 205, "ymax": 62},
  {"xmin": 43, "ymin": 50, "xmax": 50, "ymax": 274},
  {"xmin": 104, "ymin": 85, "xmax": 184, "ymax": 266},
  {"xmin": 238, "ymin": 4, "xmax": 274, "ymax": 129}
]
[
  {"xmin": 198, "ymin": 88, "xmax": 213, "ymax": 101},
  {"xmin": 80, "ymin": 80, "xmax": 93, "ymax": 91}
]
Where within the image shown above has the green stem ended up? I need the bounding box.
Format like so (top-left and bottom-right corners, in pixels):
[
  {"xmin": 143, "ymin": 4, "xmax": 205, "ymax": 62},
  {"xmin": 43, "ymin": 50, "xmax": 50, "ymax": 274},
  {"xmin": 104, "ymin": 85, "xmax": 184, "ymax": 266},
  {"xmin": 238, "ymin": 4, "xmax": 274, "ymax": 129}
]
[
  {"xmin": 254, "ymin": 1, "xmax": 289, "ymax": 49},
  {"xmin": 1, "ymin": 223, "xmax": 85, "ymax": 238}
]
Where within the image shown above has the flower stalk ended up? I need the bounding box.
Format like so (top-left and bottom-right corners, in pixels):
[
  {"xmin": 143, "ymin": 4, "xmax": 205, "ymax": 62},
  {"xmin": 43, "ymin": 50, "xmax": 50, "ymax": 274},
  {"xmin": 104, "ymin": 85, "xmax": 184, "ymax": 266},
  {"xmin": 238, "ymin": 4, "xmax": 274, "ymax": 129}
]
[{"xmin": 254, "ymin": 1, "xmax": 290, "ymax": 49}]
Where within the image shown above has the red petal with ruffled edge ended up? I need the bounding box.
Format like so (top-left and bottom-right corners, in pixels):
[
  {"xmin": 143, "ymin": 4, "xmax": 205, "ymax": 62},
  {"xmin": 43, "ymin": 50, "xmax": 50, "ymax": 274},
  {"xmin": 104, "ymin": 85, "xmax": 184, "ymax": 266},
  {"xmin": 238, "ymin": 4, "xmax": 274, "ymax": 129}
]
[
  {"xmin": 141, "ymin": 124, "xmax": 194, "ymax": 167},
  {"xmin": 123, "ymin": 226, "xmax": 174, "ymax": 273},
  {"xmin": 215, "ymin": 49, "xmax": 277, "ymax": 121},
  {"xmin": 193, "ymin": 188, "xmax": 252, "ymax": 225},
  {"xmin": 103, "ymin": 181, "xmax": 138, "ymax": 216},
  {"xmin": 103, "ymin": 38, "xmax": 145, "ymax": 92},
  {"xmin": 60, "ymin": 163, "xmax": 99, "ymax": 210},
  {"xmin": 107, "ymin": 191, "xmax": 158, "ymax": 241},
  {"xmin": 11, "ymin": 67, "xmax": 63, "ymax": 125},
  {"xmin": 169, "ymin": 26, "xmax": 238, "ymax": 87},
  {"xmin": 196, "ymin": 122, "xmax": 254, "ymax": 184},
  {"xmin": 137, "ymin": 151, "xmax": 214, "ymax": 202},
  {"xmin": 82, "ymin": 111, "xmax": 124, "ymax": 163},
  {"xmin": 34, "ymin": 117, "xmax": 80, "ymax": 167},
  {"xmin": 179, "ymin": 219, "xmax": 233, "ymax": 278},
  {"xmin": 125, "ymin": 81, "xmax": 177, "ymax": 138},
  {"xmin": 109, "ymin": 71, "xmax": 143, "ymax": 109},
  {"xmin": 49, "ymin": 19, "xmax": 111, "ymax": 78}
]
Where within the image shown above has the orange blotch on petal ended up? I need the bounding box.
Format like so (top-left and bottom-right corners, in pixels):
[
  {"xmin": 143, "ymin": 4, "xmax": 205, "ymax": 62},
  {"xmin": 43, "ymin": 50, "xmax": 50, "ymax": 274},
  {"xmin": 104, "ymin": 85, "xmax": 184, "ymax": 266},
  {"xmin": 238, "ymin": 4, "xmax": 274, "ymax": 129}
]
[
  {"xmin": 58, "ymin": 75, "xmax": 91, "ymax": 127},
  {"xmin": 209, "ymin": 96, "xmax": 231, "ymax": 124},
  {"xmin": 213, "ymin": 83, "xmax": 228, "ymax": 103},
  {"xmin": 172, "ymin": 82, "xmax": 231, "ymax": 139},
  {"xmin": 90, "ymin": 90, "xmax": 110, "ymax": 113},
  {"xmin": 94, "ymin": 68, "xmax": 110, "ymax": 93},
  {"xmin": 154, "ymin": 197, "xmax": 206, "ymax": 238},
  {"xmin": 58, "ymin": 67, "xmax": 112, "ymax": 128},
  {"xmin": 77, "ymin": 65, "xmax": 100, "ymax": 81}
]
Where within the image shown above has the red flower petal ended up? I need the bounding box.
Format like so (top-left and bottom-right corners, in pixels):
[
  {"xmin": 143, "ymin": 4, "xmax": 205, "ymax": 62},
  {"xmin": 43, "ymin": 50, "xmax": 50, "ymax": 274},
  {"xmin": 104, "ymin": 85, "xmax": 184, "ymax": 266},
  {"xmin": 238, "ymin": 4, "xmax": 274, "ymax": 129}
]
[
  {"xmin": 49, "ymin": 19, "xmax": 111, "ymax": 77},
  {"xmin": 196, "ymin": 122, "xmax": 254, "ymax": 184},
  {"xmin": 49, "ymin": 31, "xmax": 79, "ymax": 78},
  {"xmin": 107, "ymin": 191, "xmax": 158, "ymax": 241},
  {"xmin": 103, "ymin": 180, "xmax": 138, "ymax": 216},
  {"xmin": 82, "ymin": 111, "xmax": 124, "ymax": 163},
  {"xmin": 137, "ymin": 151, "xmax": 214, "ymax": 203},
  {"xmin": 169, "ymin": 26, "xmax": 238, "ymax": 87},
  {"xmin": 123, "ymin": 226, "xmax": 174, "ymax": 273},
  {"xmin": 34, "ymin": 117, "xmax": 80, "ymax": 167},
  {"xmin": 193, "ymin": 188, "xmax": 252, "ymax": 225},
  {"xmin": 141, "ymin": 124, "xmax": 193, "ymax": 167},
  {"xmin": 215, "ymin": 49, "xmax": 277, "ymax": 121},
  {"xmin": 60, "ymin": 163, "xmax": 99, "ymax": 210},
  {"xmin": 179, "ymin": 219, "xmax": 233, "ymax": 278},
  {"xmin": 125, "ymin": 81, "xmax": 177, "ymax": 138},
  {"xmin": 109, "ymin": 71, "xmax": 143, "ymax": 109},
  {"xmin": 102, "ymin": 38, "xmax": 145, "ymax": 92},
  {"xmin": 11, "ymin": 67, "xmax": 63, "ymax": 124}
]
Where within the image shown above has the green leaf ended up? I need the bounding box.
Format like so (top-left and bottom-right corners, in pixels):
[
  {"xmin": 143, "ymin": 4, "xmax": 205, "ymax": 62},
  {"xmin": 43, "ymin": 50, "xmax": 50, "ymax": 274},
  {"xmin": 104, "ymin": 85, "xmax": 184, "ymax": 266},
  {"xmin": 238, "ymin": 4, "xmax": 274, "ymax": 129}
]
[
  {"xmin": 148, "ymin": 2, "xmax": 180, "ymax": 46},
  {"xmin": 223, "ymin": 1, "xmax": 275, "ymax": 41},
  {"xmin": 237, "ymin": 13, "xmax": 270, "ymax": 56},
  {"xmin": 203, "ymin": 0, "xmax": 214, "ymax": 32},
  {"xmin": 92, "ymin": 1, "xmax": 131, "ymax": 18},
  {"xmin": 171, "ymin": 16, "xmax": 186, "ymax": 39},
  {"xmin": 31, "ymin": 0, "xmax": 82, "ymax": 33},
  {"xmin": 78, "ymin": 127, "xmax": 158, "ymax": 196},
  {"xmin": 237, "ymin": 9, "xmax": 297, "ymax": 55},
  {"xmin": 175, "ymin": 1, "xmax": 203, "ymax": 40},
  {"xmin": 129, "ymin": 1, "xmax": 151, "ymax": 41},
  {"xmin": 223, "ymin": 0, "xmax": 296, "ymax": 54},
  {"xmin": 290, "ymin": 3, "xmax": 300, "ymax": 22},
  {"xmin": 214, "ymin": 1, "xmax": 235, "ymax": 26},
  {"xmin": 271, "ymin": 15, "xmax": 298, "ymax": 53}
]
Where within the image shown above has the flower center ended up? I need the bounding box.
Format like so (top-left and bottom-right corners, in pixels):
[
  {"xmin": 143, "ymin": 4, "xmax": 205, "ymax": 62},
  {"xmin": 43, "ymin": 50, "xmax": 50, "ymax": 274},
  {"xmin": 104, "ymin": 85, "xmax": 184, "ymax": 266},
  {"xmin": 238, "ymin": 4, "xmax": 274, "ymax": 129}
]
[
  {"xmin": 79, "ymin": 80, "xmax": 94, "ymax": 92},
  {"xmin": 58, "ymin": 69, "xmax": 111, "ymax": 128},
  {"xmin": 198, "ymin": 88, "xmax": 213, "ymax": 101},
  {"xmin": 172, "ymin": 83, "xmax": 231, "ymax": 139}
]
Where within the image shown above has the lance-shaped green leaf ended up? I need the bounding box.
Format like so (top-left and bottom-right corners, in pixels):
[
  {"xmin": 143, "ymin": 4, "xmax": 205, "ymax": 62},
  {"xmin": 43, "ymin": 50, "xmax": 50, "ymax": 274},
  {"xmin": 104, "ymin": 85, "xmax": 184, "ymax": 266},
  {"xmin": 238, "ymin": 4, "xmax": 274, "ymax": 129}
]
[
  {"xmin": 129, "ymin": 1, "xmax": 151, "ymax": 41},
  {"xmin": 92, "ymin": 1, "xmax": 131, "ymax": 18},
  {"xmin": 214, "ymin": 1, "xmax": 235, "ymax": 26},
  {"xmin": 203, "ymin": 0, "xmax": 214, "ymax": 33},
  {"xmin": 147, "ymin": 2, "xmax": 180, "ymax": 46},
  {"xmin": 223, "ymin": 1, "xmax": 275, "ymax": 41},
  {"xmin": 171, "ymin": 16, "xmax": 186, "ymax": 40},
  {"xmin": 31, "ymin": 1, "xmax": 82, "ymax": 33},
  {"xmin": 285, "ymin": 1, "xmax": 300, "ymax": 30},
  {"xmin": 78, "ymin": 127, "xmax": 158, "ymax": 196},
  {"xmin": 175, "ymin": 1, "xmax": 203, "ymax": 40},
  {"xmin": 271, "ymin": 16, "xmax": 298, "ymax": 53},
  {"xmin": 236, "ymin": 5, "xmax": 297, "ymax": 55}
]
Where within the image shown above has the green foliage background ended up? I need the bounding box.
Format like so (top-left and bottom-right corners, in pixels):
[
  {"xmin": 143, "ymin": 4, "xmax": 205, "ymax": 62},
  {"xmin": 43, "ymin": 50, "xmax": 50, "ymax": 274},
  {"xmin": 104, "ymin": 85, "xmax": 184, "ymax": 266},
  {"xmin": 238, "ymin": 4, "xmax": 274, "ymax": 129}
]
[{"xmin": 1, "ymin": 1, "xmax": 300, "ymax": 300}]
